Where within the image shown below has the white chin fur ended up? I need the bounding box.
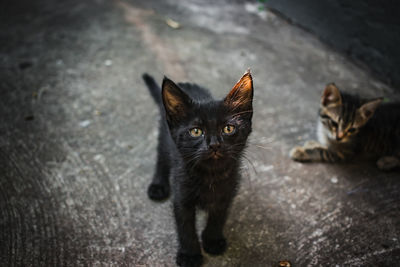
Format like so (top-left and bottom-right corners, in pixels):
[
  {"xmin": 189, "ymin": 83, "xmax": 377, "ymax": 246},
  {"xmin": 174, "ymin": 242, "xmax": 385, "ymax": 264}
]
[{"xmin": 317, "ymin": 119, "xmax": 332, "ymax": 146}]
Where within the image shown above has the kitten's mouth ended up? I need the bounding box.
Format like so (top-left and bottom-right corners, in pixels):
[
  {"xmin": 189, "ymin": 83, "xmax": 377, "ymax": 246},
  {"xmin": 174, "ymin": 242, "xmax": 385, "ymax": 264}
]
[
  {"xmin": 331, "ymin": 135, "xmax": 350, "ymax": 143},
  {"xmin": 208, "ymin": 151, "xmax": 223, "ymax": 160}
]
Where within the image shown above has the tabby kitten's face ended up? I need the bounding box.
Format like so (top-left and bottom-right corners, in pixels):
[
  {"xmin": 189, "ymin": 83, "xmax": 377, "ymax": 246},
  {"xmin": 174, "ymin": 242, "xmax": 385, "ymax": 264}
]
[
  {"xmin": 162, "ymin": 72, "xmax": 253, "ymax": 169},
  {"xmin": 318, "ymin": 84, "xmax": 382, "ymax": 143}
]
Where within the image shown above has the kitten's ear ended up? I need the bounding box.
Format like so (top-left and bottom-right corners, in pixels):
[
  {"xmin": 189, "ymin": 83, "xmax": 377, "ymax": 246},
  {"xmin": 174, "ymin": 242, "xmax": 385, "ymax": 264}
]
[
  {"xmin": 162, "ymin": 77, "xmax": 191, "ymax": 123},
  {"xmin": 224, "ymin": 70, "xmax": 253, "ymax": 111},
  {"xmin": 321, "ymin": 83, "xmax": 342, "ymax": 107},
  {"xmin": 354, "ymin": 98, "xmax": 383, "ymax": 127}
]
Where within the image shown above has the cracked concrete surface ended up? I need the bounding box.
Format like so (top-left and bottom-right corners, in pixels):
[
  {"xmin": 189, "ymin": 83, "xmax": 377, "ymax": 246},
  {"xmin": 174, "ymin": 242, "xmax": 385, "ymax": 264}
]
[{"xmin": 1, "ymin": 0, "xmax": 399, "ymax": 266}]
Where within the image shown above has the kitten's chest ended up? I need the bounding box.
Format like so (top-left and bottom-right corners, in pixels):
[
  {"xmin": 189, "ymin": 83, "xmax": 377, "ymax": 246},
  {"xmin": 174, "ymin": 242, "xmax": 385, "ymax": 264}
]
[
  {"xmin": 317, "ymin": 119, "xmax": 329, "ymax": 146},
  {"xmin": 197, "ymin": 174, "xmax": 237, "ymax": 209},
  {"xmin": 198, "ymin": 183, "xmax": 219, "ymax": 210}
]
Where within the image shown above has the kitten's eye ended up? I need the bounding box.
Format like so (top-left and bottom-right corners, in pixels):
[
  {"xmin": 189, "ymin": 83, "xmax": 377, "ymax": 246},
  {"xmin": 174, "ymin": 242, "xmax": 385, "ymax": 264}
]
[
  {"xmin": 223, "ymin": 125, "xmax": 236, "ymax": 135},
  {"xmin": 330, "ymin": 120, "xmax": 338, "ymax": 128},
  {"xmin": 320, "ymin": 114, "xmax": 330, "ymax": 120},
  {"xmin": 189, "ymin": 127, "xmax": 203, "ymax": 137},
  {"xmin": 348, "ymin": 128, "xmax": 356, "ymax": 133}
]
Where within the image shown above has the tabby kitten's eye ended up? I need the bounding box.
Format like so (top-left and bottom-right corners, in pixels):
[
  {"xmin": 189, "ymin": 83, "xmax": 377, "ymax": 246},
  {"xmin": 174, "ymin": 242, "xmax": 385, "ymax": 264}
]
[
  {"xmin": 348, "ymin": 128, "xmax": 356, "ymax": 133},
  {"xmin": 223, "ymin": 125, "xmax": 236, "ymax": 135},
  {"xmin": 330, "ymin": 120, "xmax": 338, "ymax": 128},
  {"xmin": 189, "ymin": 127, "xmax": 203, "ymax": 137}
]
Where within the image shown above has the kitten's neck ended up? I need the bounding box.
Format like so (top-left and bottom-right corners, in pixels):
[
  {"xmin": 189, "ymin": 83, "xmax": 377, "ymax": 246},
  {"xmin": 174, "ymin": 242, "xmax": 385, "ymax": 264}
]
[{"xmin": 186, "ymin": 158, "xmax": 240, "ymax": 178}]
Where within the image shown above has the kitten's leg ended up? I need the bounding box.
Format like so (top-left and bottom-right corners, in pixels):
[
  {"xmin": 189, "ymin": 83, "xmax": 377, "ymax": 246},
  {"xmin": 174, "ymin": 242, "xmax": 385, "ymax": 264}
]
[
  {"xmin": 290, "ymin": 140, "xmax": 343, "ymax": 162},
  {"xmin": 201, "ymin": 203, "xmax": 229, "ymax": 255},
  {"xmin": 376, "ymin": 156, "xmax": 400, "ymax": 171},
  {"xmin": 148, "ymin": 130, "xmax": 170, "ymax": 201},
  {"xmin": 303, "ymin": 140, "xmax": 322, "ymax": 148},
  {"xmin": 174, "ymin": 202, "xmax": 203, "ymax": 267}
]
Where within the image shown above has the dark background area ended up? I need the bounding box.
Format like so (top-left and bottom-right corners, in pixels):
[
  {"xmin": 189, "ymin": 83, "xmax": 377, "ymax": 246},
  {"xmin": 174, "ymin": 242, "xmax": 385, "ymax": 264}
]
[{"xmin": 266, "ymin": 0, "xmax": 400, "ymax": 89}]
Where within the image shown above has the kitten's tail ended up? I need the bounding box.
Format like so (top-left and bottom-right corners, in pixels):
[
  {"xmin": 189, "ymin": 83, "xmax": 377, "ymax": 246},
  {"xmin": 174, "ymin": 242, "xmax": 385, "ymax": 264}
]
[{"xmin": 142, "ymin": 73, "xmax": 162, "ymax": 105}]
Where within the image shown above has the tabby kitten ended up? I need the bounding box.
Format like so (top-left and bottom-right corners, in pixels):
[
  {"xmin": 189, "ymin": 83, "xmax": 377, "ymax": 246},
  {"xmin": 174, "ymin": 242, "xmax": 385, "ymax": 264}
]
[
  {"xmin": 290, "ymin": 83, "xmax": 400, "ymax": 171},
  {"xmin": 142, "ymin": 71, "xmax": 254, "ymax": 267}
]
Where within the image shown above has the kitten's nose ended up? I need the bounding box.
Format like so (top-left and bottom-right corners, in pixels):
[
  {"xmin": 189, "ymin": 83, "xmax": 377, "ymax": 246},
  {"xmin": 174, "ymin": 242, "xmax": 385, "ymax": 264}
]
[
  {"xmin": 336, "ymin": 131, "xmax": 344, "ymax": 141},
  {"xmin": 209, "ymin": 136, "xmax": 221, "ymax": 152},
  {"xmin": 209, "ymin": 143, "xmax": 221, "ymax": 152}
]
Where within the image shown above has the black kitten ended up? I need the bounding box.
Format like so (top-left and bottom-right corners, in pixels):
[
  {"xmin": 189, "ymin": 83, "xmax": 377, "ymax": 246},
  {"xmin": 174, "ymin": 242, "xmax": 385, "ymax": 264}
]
[{"xmin": 143, "ymin": 71, "xmax": 254, "ymax": 267}]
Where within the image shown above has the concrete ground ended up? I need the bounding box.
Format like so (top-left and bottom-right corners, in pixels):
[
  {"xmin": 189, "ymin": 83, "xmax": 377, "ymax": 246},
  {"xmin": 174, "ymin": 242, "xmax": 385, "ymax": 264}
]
[
  {"xmin": 1, "ymin": 0, "xmax": 399, "ymax": 266},
  {"xmin": 265, "ymin": 0, "xmax": 400, "ymax": 89}
]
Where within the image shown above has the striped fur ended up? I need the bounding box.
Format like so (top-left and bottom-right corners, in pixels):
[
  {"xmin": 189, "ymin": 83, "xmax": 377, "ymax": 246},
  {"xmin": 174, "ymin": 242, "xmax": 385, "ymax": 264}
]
[{"xmin": 290, "ymin": 84, "xmax": 400, "ymax": 171}]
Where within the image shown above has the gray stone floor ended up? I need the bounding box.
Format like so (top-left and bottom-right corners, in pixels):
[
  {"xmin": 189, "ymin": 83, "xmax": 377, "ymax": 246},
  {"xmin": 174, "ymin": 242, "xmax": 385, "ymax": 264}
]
[
  {"xmin": 265, "ymin": 0, "xmax": 400, "ymax": 89},
  {"xmin": 1, "ymin": 0, "xmax": 399, "ymax": 266}
]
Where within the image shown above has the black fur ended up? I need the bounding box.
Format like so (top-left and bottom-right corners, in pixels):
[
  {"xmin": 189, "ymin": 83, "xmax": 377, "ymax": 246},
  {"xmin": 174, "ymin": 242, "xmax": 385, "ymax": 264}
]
[
  {"xmin": 142, "ymin": 73, "xmax": 162, "ymax": 105},
  {"xmin": 143, "ymin": 73, "xmax": 253, "ymax": 267}
]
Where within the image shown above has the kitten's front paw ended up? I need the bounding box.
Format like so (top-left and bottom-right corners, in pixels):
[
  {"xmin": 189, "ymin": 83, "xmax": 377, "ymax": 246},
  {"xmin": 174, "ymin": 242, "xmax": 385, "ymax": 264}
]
[
  {"xmin": 147, "ymin": 183, "xmax": 170, "ymax": 201},
  {"xmin": 303, "ymin": 140, "xmax": 322, "ymax": 149},
  {"xmin": 377, "ymin": 156, "xmax": 400, "ymax": 171},
  {"xmin": 289, "ymin": 146, "xmax": 311, "ymax": 162},
  {"xmin": 202, "ymin": 236, "xmax": 227, "ymax": 255},
  {"xmin": 176, "ymin": 252, "xmax": 203, "ymax": 267}
]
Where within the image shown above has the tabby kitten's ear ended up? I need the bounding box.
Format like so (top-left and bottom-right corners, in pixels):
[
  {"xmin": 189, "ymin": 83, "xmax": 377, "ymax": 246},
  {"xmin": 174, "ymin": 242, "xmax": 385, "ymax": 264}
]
[
  {"xmin": 321, "ymin": 83, "xmax": 342, "ymax": 107},
  {"xmin": 354, "ymin": 98, "xmax": 383, "ymax": 127},
  {"xmin": 224, "ymin": 70, "xmax": 253, "ymax": 112},
  {"xmin": 162, "ymin": 77, "xmax": 191, "ymax": 124}
]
